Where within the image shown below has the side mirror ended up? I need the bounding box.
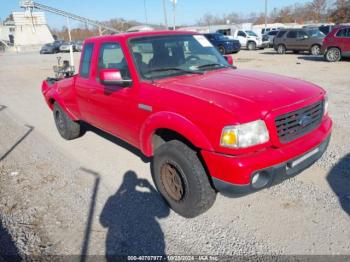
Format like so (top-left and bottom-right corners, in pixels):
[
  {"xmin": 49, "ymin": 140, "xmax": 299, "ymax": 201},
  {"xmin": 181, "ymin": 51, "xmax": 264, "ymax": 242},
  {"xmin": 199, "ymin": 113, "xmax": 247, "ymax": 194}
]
[
  {"xmin": 224, "ymin": 55, "xmax": 233, "ymax": 65},
  {"xmin": 303, "ymin": 35, "xmax": 309, "ymax": 39},
  {"xmin": 99, "ymin": 69, "xmax": 132, "ymax": 87}
]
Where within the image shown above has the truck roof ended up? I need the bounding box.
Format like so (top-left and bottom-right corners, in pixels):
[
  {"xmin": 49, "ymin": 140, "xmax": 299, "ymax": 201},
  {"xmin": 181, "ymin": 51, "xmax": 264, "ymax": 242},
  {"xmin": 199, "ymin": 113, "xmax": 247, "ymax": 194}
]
[{"xmin": 85, "ymin": 30, "xmax": 197, "ymax": 43}]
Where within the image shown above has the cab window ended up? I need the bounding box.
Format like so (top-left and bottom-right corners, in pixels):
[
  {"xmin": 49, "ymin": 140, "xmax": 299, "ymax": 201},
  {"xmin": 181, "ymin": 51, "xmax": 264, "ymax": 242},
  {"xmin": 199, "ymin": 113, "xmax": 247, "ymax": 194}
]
[
  {"xmin": 238, "ymin": 31, "xmax": 246, "ymax": 37},
  {"xmin": 98, "ymin": 42, "xmax": 130, "ymax": 79},
  {"xmin": 80, "ymin": 43, "xmax": 94, "ymax": 78}
]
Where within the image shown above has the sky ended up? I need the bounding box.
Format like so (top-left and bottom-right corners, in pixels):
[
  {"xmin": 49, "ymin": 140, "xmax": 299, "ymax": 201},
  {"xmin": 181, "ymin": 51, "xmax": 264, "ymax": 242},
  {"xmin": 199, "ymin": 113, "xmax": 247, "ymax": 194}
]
[{"xmin": 0, "ymin": 0, "xmax": 310, "ymax": 29}]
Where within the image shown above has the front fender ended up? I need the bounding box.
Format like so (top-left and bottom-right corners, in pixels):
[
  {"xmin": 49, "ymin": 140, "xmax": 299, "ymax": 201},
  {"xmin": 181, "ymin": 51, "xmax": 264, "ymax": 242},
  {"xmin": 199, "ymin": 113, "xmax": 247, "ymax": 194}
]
[{"xmin": 140, "ymin": 112, "xmax": 214, "ymax": 157}]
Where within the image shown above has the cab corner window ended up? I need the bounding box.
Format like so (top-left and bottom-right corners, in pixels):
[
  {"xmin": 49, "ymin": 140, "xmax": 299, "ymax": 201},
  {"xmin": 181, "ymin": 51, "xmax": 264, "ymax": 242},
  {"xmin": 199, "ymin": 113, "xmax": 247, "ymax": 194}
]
[{"xmin": 79, "ymin": 43, "xmax": 94, "ymax": 78}]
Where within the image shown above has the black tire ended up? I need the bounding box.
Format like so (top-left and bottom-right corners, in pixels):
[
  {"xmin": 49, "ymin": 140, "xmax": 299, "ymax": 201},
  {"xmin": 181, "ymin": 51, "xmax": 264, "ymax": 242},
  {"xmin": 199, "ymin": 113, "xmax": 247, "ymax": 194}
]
[
  {"xmin": 325, "ymin": 47, "xmax": 341, "ymax": 62},
  {"xmin": 277, "ymin": 44, "xmax": 286, "ymax": 54},
  {"xmin": 152, "ymin": 140, "xmax": 216, "ymax": 218},
  {"xmin": 247, "ymin": 41, "xmax": 256, "ymax": 51},
  {"xmin": 311, "ymin": 44, "xmax": 321, "ymax": 56},
  {"xmin": 53, "ymin": 103, "xmax": 84, "ymax": 140},
  {"xmin": 218, "ymin": 45, "xmax": 226, "ymax": 55}
]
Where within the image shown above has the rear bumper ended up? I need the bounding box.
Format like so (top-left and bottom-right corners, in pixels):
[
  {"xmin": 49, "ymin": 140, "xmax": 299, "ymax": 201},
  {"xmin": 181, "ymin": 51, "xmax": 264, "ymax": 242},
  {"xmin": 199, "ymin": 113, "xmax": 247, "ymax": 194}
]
[{"xmin": 201, "ymin": 116, "xmax": 332, "ymax": 196}]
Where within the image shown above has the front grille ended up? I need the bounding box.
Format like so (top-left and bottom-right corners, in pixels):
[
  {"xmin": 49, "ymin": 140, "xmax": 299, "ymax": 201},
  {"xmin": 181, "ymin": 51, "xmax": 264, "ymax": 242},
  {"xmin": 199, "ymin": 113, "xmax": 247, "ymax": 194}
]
[{"xmin": 275, "ymin": 100, "xmax": 324, "ymax": 143}]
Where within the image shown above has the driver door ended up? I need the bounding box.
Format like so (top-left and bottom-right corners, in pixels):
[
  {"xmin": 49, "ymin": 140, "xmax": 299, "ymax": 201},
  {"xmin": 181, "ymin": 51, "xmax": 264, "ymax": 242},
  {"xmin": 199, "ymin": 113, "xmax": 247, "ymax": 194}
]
[
  {"xmin": 237, "ymin": 31, "xmax": 247, "ymax": 47},
  {"xmin": 84, "ymin": 42, "xmax": 140, "ymax": 144}
]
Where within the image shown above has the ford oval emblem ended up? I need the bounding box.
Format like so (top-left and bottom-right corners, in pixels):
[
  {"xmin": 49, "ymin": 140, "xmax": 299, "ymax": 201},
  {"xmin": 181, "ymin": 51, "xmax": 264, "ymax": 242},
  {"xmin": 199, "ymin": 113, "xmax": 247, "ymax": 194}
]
[{"xmin": 299, "ymin": 115, "xmax": 312, "ymax": 127}]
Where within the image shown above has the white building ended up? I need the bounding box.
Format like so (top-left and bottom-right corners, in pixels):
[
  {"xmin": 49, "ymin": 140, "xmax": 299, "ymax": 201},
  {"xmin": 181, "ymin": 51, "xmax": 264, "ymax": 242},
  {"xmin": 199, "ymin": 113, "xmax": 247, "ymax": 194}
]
[{"xmin": 0, "ymin": 11, "xmax": 53, "ymax": 51}]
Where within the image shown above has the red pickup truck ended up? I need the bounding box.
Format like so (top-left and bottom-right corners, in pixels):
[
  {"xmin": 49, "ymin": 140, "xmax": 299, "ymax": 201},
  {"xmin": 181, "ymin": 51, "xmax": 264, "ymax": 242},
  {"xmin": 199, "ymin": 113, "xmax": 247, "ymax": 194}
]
[{"xmin": 42, "ymin": 31, "xmax": 332, "ymax": 218}]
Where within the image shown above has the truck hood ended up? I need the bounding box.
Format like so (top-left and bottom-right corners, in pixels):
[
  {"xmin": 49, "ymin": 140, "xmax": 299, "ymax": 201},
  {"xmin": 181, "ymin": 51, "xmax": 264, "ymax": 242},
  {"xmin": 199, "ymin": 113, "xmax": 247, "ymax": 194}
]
[{"xmin": 155, "ymin": 69, "xmax": 324, "ymax": 115}]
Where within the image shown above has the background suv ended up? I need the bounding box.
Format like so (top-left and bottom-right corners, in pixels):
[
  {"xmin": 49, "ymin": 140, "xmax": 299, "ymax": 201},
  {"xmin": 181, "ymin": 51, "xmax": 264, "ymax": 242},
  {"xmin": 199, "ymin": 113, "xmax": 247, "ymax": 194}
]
[
  {"xmin": 274, "ymin": 28, "xmax": 325, "ymax": 55},
  {"xmin": 204, "ymin": 33, "xmax": 241, "ymax": 54},
  {"xmin": 322, "ymin": 26, "xmax": 350, "ymax": 62}
]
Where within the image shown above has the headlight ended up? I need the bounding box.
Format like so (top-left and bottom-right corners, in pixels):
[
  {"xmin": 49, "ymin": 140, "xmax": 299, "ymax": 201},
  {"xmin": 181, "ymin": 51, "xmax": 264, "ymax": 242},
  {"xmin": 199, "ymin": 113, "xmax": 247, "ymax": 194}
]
[
  {"xmin": 324, "ymin": 95, "xmax": 329, "ymax": 116},
  {"xmin": 220, "ymin": 120, "xmax": 269, "ymax": 149}
]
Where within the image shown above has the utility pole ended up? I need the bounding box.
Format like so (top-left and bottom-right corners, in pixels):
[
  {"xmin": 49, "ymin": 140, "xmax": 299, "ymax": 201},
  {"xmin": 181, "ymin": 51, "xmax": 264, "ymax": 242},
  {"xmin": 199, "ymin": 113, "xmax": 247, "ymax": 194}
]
[
  {"xmin": 264, "ymin": 0, "xmax": 268, "ymax": 31},
  {"xmin": 172, "ymin": 0, "xmax": 177, "ymax": 30},
  {"xmin": 66, "ymin": 16, "xmax": 74, "ymax": 67},
  {"xmin": 163, "ymin": 0, "xmax": 168, "ymax": 29},
  {"xmin": 144, "ymin": 0, "xmax": 148, "ymax": 24}
]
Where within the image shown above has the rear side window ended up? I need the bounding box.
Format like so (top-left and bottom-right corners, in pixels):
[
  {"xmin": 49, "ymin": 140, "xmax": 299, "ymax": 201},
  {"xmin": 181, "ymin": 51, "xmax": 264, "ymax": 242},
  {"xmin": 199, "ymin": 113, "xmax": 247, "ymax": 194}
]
[
  {"xmin": 80, "ymin": 43, "xmax": 94, "ymax": 78},
  {"xmin": 297, "ymin": 31, "xmax": 308, "ymax": 38},
  {"xmin": 276, "ymin": 30, "xmax": 286, "ymax": 38},
  {"xmin": 287, "ymin": 31, "xmax": 297, "ymax": 38},
  {"xmin": 336, "ymin": 28, "xmax": 350, "ymax": 37},
  {"xmin": 269, "ymin": 31, "xmax": 278, "ymax": 36}
]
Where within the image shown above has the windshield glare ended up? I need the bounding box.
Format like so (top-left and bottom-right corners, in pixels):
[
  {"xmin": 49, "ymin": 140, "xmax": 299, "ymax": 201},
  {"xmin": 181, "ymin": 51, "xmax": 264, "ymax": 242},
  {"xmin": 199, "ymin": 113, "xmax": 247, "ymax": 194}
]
[{"xmin": 129, "ymin": 34, "xmax": 229, "ymax": 80}]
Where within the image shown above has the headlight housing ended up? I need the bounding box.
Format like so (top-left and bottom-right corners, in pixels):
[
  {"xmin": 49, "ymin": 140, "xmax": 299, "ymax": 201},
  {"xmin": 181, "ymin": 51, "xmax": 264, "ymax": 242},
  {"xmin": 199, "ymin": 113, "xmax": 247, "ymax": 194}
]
[
  {"xmin": 324, "ymin": 95, "xmax": 329, "ymax": 116},
  {"xmin": 220, "ymin": 120, "xmax": 269, "ymax": 149}
]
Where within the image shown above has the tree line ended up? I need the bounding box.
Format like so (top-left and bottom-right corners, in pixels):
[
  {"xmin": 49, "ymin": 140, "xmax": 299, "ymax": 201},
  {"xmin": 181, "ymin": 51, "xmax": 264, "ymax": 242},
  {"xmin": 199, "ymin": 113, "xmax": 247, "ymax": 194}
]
[
  {"xmin": 51, "ymin": 0, "xmax": 350, "ymax": 41},
  {"xmin": 197, "ymin": 0, "xmax": 350, "ymax": 26}
]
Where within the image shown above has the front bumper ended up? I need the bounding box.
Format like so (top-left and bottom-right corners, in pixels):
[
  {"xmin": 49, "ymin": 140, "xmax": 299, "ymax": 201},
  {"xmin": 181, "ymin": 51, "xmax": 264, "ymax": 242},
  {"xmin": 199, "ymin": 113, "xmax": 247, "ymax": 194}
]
[
  {"xmin": 212, "ymin": 135, "xmax": 330, "ymax": 196},
  {"xmin": 201, "ymin": 117, "xmax": 332, "ymax": 196}
]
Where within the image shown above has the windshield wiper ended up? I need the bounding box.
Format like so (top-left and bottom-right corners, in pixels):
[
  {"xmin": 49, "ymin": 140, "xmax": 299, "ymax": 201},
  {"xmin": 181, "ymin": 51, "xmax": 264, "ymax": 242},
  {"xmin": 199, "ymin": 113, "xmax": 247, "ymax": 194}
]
[
  {"xmin": 146, "ymin": 67, "xmax": 204, "ymax": 75},
  {"xmin": 196, "ymin": 63, "xmax": 232, "ymax": 69}
]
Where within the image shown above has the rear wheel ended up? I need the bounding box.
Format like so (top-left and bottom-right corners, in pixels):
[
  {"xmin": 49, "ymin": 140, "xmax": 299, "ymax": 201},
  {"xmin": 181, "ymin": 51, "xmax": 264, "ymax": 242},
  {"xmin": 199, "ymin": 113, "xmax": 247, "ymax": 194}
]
[
  {"xmin": 277, "ymin": 44, "xmax": 286, "ymax": 54},
  {"xmin": 311, "ymin": 45, "xmax": 321, "ymax": 56},
  {"xmin": 325, "ymin": 47, "xmax": 341, "ymax": 62},
  {"xmin": 152, "ymin": 140, "xmax": 216, "ymax": 218},
  {"xmin": 53, "ymin": 103, "xmax": 84, "ymax": 140},
  {"xmin": 247, "ymin": 42, "xmax": 256, "ymax": 51}
]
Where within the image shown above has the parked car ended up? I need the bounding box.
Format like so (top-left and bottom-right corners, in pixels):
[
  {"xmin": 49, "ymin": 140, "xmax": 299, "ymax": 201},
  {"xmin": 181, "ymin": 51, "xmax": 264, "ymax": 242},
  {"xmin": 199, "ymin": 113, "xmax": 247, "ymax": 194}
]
[
  {"xmin": 74, "ymin": 40, "xmax": 83, "ymax": 52},
  {"xmin": 42, "ymin": 31, "xmax": 332, "ymax": 218},
  {"xmin": 322, "ymin": 26, "xmax": 350, "ymax": 62},
  {"xmin": 40, "ymin": 42, "xmax": 60, "ymax": 54},
  {"xmin": 274, "ymin": 28, "xmax": 325, "ymax": 55},
  {"xmin": 264, "ymin": 30, "xmax": 279, "ymax": 47},
  {"xmin": 233, "ymin": 30, "xmax": 269, "ymax": 50},
  {"xmin": 204, "ymin": 33, "xmax": 241, "ymax": 54},
  {"xmin": 59, "ymin": 41, "xmax": 75, "ymax": 52}
]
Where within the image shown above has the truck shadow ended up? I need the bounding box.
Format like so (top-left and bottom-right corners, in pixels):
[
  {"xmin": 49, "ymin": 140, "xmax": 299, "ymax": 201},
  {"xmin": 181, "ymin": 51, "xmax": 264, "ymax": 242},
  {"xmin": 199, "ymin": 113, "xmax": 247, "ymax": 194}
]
[
  {"xmin": 0, "ymin": 220, "xmax": 21, "ymax": 261},
  {"xmin": 100, "ymin": 171, "xmax": 169, "ymax": 261},
  {"xmin": 82, "ymin": 123, "xmax": 149, "ymax": 163},
  {"xmin": 327, "ymin": 153, "xmax": 350, "ymax": 216}
]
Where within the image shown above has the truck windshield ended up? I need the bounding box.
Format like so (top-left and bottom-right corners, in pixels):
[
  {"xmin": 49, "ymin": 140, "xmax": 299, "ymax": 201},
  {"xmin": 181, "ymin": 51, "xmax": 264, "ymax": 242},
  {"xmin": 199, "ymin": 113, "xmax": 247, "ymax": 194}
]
[
  {"xmin": 246, "ymin": 31, "xmax": 258, "ymax": 37},
  {"xmin": 129, "ymin": 34, "xmax": 230, "ymax": 80}
]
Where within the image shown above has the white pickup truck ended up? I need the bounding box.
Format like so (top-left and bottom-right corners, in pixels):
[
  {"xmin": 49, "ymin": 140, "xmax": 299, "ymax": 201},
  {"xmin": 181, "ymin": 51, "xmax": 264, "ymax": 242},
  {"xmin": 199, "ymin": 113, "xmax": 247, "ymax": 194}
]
[{"xmin": 231, "ymin": 30, "xmax": 269, "ymax": 50}]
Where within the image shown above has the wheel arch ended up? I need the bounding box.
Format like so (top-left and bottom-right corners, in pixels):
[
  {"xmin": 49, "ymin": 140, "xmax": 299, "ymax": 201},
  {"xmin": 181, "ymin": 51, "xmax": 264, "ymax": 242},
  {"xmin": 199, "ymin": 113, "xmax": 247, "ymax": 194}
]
[{"xmin": 140, "ymin": 112, "xmax": 214, "ymax": 157}]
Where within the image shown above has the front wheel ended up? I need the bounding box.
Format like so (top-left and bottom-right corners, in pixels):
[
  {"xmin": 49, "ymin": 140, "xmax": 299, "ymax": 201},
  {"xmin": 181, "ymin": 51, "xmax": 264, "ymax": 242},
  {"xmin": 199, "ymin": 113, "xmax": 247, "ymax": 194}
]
[
  {"xmin": 152, "ymin": 140, "xmax": 216, "ymax": 218},
  {"xmin": 247, "ymin": 42, "xmax": 256, "ymax": 51},
  {"xmin": 311, "ymin": 45, "xmax": 321, "ymax": 56},
  {"xmin": 325, "ymin": 47, "xmax": 341, "ymax": 62}
]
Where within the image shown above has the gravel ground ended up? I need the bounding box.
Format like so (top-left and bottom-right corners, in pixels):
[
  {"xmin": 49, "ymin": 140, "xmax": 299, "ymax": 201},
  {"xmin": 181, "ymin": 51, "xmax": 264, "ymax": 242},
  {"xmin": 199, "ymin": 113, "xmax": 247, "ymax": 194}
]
[{"xmin": 0, "ymin": 49, "xmax": 349, "ymax": 259}]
